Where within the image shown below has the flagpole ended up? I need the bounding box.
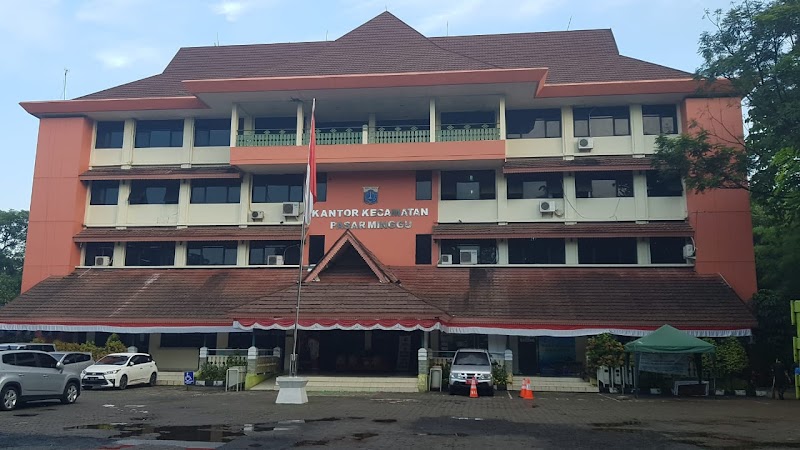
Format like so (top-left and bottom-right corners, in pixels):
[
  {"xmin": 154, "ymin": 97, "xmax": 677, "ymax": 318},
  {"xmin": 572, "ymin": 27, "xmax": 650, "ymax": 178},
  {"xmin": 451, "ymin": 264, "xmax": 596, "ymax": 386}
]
[{"xmin": 290, "ymin": 218, "xmax": 307, "ymax": 377}]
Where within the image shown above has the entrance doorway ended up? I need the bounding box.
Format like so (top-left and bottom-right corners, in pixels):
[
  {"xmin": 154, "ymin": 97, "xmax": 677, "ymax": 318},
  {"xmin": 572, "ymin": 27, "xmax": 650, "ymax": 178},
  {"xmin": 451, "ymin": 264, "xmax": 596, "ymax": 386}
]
[
  {"xmin": 518, "ymin": 337, "xmax": 538, "ymax": 374},
  {"xmin": 297, "ymin": 330, "xmax": 420, "ymax": 374}
]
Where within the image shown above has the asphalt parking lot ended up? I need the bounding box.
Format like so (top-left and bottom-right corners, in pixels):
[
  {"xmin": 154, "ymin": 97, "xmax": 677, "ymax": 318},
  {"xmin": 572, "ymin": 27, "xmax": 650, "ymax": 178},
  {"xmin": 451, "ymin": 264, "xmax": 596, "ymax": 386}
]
[{"xmin": 0, "ymin": 386, "xmax": 798, "ymax": 449}]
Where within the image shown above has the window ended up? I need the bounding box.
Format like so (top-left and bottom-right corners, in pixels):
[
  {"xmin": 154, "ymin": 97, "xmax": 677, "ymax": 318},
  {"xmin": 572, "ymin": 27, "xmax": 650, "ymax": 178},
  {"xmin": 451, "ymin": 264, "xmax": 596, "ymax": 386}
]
[
  {"xmin": 317, "ymin": 173, "xmax": 327, "ymax": 202},
  {"xmin": 249, "ymin": 241, "xmax": 301, "ymax": 265},
  {"xmin": 194, "ymin": 118, "xmax": 230, "ymax": 147},
  {"xmin": 134, "ymin": 119, "xmax": 184, "ymax": 148},
  {"xmin": 506, "ymin": 109, "xmax": 561, "ymax": 139},
  {"xmin": 129, "ymin": 180, "xmax": 180, "ymax": 205},
  {"xmin": 0, "ymin": 354, "xmax": 12, "ymax": 365},
  {"xmin": 13, "ymin": 352, "xmax": 38, "ymax": 367},
  {"xmin": 85, "ymin": 242, "xmax": 114, "ymax": 266},
  {"xmin": 642, "ymin": 105, "xmax": 678, "ymax": 135},
  {"xmin": 253, "ymin": 117, "xmax": 297, "ymax": 132},
  {"xmin": 578, "ymin": 238, "xmax": 637, "ymax": 264},
  {"xmin": 441, "ymin": 170, "xmax": 495, "ymax": 200},
  {"xmin": 647, "ymin": 171, "xmax": 683, "ymax": 197},
  {"xmin": 252, "ymin": 174, "xmax": 304, "ymax": 203},
  {"xmin": 507, "ymin": 173, "xmax": 564, "ymax": 199},
  {"xmin": 574, "ymin": 106, "xmax": 630, "ymax": 137},
  {"xmin": 508, "ymin": 238, "xmax": 566, "ymax": 264},
  {"xmin": 575, "ymin": 171, "xmax": 634, "ymax": 198},
  {"xmin": 90, "ymin": 180, "xmax": 119, "ymax": 205},
  {"xmin": 35, "ymin": 353, "xmax": 57, "ymax": 369},
  {"xmin": 415, "ymin": 235, "xmax": 432, "ymax": 265},
  {"xmin": 650, "ymin": 237, "xmax": 687, "ymax": 264},
  {"xmin": 190, "ymin": 179, "xmax": 240, "ymax": 204},
  {"xmin": 125, "ymin": 242, "xmax": 175, "ymax": 266},
  {"xmin": 160, "ymin": 333, "xmax": 216, "ymax": 348},
  {"xmin": 416, "ymin": 171, "xmax": 432, "ymax": 201},
  {"xmin": 187, "ymin": 241, "xmax": 237, "ymax": 266},
  {"xmin": 440, "ymin": 240, "xmax": 497, "ymax": 264},
  {"xmin": 441, "ymin": 111, "xmax": 495, "ymax": 125},
  {"xmin": 95, "ymin": 121, "xmax": 124, "ymax": 149},
  {"xmin": 309, "ymin": 235, "xmax": 325, "ymax": 264}
]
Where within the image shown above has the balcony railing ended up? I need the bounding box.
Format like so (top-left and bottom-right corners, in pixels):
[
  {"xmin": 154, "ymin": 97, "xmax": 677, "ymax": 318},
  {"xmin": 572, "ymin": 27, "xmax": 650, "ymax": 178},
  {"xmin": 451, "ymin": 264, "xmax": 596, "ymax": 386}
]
[{"xmin": 235, "ymin": 123, "xmax": 500, "ymax": 147}]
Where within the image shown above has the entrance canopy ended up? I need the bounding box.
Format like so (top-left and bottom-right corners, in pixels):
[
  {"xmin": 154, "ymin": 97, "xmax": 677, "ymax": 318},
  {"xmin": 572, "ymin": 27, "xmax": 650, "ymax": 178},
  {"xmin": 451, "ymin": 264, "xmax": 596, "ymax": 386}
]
[{"xmin": 624, "ymin": 325, "xmax": 716, "ymax": 354}]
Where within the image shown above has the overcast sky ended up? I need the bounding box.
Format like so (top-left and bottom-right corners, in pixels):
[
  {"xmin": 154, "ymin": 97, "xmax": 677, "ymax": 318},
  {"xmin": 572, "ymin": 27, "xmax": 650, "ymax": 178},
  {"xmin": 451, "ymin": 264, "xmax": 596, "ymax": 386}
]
[{"xmin": 0, "ymin": 0, "xmax": 735, "ymax": 210}]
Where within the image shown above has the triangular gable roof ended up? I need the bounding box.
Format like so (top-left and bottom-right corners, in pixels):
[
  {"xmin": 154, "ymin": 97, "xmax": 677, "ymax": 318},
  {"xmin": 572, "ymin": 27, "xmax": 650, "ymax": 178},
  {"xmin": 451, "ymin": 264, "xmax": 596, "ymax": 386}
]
[
  {"xmin": 303, "ymin": 230, "xmax": 397, "ymax": 283},
  {"xmin": 624, "ymin": 324, "xmax": 716, "ymax": 353}
]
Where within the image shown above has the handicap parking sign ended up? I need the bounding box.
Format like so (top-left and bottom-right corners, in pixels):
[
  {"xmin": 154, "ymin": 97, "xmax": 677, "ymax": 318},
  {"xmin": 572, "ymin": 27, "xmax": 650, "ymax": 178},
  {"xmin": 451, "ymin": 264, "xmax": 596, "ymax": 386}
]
[{"xmin": 184, "ymin": 371, "xmax": 195, "ymax": 385}]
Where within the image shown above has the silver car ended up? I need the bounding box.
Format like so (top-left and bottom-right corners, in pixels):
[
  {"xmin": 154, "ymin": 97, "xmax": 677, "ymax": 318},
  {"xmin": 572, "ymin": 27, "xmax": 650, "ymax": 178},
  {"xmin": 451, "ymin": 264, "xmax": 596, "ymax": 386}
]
[
  {"xmin": 448, "ymin": 349, "xmax": 494, "ymax": 396},
  {"xmin": 50, "ymin": 352, "xmax": 95, "ymax": 376},
  {"xmin": 0, "ymin": 350, "xmax": 81, "ymax": 411}
]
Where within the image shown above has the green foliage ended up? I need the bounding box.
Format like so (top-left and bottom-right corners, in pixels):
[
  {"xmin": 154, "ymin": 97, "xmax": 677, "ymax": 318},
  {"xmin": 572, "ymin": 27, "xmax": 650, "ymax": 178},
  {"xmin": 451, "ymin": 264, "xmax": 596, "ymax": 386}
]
[
  {"xmin": 197, "ymin": 356, "xmax": 247, "ymax": 382},
  {"xmin": 0, "ymin": 209, "xmax": 28, "ymax": 305},
  {"xmin": 653, "ymin": 131, "xmax": 749, "ymax": 192},
  {"xmin": 750, "ymin": 290, "xmax": 795, "ymax": 369},
  {"xmin": 50, "ymin": 335, "xmax": 130, "ymax": 361},
  {"xmin": 104, "ymin": 334, "xmax": 128, "ymax": 354},
  {"xmin": 491, "ymin": 361, "xmax": 509, "ymax": 387},
  {"xmin": 586, "ymin": 333, "xmax": 625, "ymax": 371}
]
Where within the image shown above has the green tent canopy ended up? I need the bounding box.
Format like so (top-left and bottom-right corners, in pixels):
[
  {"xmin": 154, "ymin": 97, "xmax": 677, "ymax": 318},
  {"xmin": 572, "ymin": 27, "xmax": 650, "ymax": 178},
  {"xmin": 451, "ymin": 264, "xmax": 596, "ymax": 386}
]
[{"xmin": 624, "ymin": 325, "xmax": 715, "ymax": 354}]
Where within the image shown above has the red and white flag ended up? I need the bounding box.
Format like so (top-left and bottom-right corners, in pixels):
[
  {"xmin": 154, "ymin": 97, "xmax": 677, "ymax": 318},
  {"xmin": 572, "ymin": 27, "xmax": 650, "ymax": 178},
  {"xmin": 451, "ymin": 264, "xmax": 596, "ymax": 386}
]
[{"xmin": 303, "ymin": 99, "xmax": 317, "ymax": 225}]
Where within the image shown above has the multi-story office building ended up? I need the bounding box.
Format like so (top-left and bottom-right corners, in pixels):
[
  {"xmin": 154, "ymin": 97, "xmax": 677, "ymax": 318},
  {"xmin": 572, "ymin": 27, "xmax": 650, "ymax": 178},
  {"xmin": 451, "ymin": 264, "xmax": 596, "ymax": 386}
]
[{"xmin": 4, "ymin": 13, "xmax": 756, "ymax": 378}]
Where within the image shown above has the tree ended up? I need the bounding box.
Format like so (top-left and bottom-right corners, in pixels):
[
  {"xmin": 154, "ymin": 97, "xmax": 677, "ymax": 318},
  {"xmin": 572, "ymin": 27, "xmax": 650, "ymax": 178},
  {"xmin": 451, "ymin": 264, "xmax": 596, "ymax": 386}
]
[
  {"xmin": 586, "ymin": 333, "xmax": 625, "ymax": 371},
  {"xmin": 0, "ymin": 209, "xmax": 28, "ymax": 305}
]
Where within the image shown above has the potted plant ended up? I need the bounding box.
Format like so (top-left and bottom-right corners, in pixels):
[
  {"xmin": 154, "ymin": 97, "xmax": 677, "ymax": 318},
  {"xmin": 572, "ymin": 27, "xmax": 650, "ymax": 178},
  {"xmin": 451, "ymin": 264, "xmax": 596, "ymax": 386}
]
[
  {"xmin": 196, "ymin": 362, "xmax": 224, "ymax": 387},
  {"xmin": 492, "ymin": 362, "xmax": 509, "ymax": 391},
  {"xmin": 586, "ymin": 333, "xmax": 625, "ymax": 393}
]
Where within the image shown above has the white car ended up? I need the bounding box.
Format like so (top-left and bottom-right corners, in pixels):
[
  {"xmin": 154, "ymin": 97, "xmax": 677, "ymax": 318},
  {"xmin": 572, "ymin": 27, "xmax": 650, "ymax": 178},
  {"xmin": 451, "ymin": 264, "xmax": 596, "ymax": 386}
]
[{"xmin": 81, "ymin": 353, "xmax": 158, "ymax": 390}]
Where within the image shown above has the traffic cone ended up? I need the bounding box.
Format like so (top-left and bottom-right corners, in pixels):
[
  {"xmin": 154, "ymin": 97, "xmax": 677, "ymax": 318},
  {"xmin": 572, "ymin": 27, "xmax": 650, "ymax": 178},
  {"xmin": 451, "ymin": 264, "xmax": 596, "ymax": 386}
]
[
  {"xmin": 523, "ymin": 378, "xmax": 534, "ymax": 400},
  {"xmin": 519, "ymin": 377, "xmax": 529, "ymax": 398},
  {"xmin": 469, "ymin": 376, "xmax": 479, "ymax": 398}
]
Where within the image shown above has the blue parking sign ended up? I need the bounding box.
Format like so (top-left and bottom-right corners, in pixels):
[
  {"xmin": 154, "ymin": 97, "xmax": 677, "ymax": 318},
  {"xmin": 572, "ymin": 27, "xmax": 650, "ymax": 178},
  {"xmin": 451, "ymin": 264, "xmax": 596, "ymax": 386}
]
[{"xmin": 184, "ymin": 371, "xmax": 195, "ymax": 385}]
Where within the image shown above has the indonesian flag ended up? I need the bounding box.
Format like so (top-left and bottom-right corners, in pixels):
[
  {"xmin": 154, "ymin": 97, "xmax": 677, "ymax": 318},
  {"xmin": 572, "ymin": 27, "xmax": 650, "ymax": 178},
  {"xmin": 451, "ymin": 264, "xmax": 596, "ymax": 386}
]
[{"xmin": 303, "ymin": 99, "xmax": 317, "ymax": 225}]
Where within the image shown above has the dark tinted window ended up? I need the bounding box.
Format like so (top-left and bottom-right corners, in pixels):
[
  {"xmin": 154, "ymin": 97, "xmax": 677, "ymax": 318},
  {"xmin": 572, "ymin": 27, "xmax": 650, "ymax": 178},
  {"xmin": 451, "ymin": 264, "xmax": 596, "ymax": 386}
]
[
  {"xmin": 85, "ymin": 242, "xmax": 114, "ymax": 266},
  {"xmin": 416, "ymin": 171, "xmax": 432, "ymax": 200},
  {"xmin": 76, "ymin": 354, "xmax": 92, "ymax": 363},
  {"xmin": 317, "ymin": 173, "xmax": 327, "ymax": 202},
  {"xmin": 253, "ymin": 117, "xmax": 297, "ymax": 132},
  {"xmin": 90, "ymin": 180, "xmax": 119, "ymax": 205},
  {"xmin": 642, "ymin": 105, "xmax": 678, "ymax": 135},
  {"xmin": 190, "ymin": 179, "xmax": 241, "ymax": 204},
  {"xmin": 440, "ymin": 240, "xmax": 497, "ymax": 264},
  {"xmin": 309, "ymin": 235, "xmax": 325, "ymax": 264},
  {"xmin": 125, "ymin": 242, "xmax": 175, "ymax": 266},
  {"xmin": 441, "ymin": 111, "xmax": 495, "ymax": 125},
  {"xmin": 135, "ymin": 120, "xmax": 184, "ymax": 148},
  {"xmin": 35, "ymin": 353, "xmax": 57, "ymax": 368},
  {"xmin": 506, "ymin": 109, "xmax": 561, "ymax": 139},
  {"xmin": 441, "ymin": 170, "xmax": 495, "ymax": 200},
  {"xmin": 578, "ymin": 238, "xmax": 638, "ymax": 264},
  {"xmin": 252, "ymin": 174, "xmax": 304, "ymax": 203},
  {"xmin": 194, "ymin": 118, "xmax": 230, "ymax": 147},
  {"xmin": 576, "ymin": 171, "xmax": 634, "ymax": 198},
  {"xmin": 160, "ymin": 333, "xmax": 216, "ymax": 348},
  {"xmin": 508, "ymin": 238, "xmax": 566, "ymax": 264},
  {"xmin": 129, "ymin": 180, "xmax": 180, "ymax": 205},
  {"xmin": 647, "ymin": 171, "xmax": 683, "ymax": 197},
  {"xmin": 2, "ymin": 354, "xmax": 14, "ymax": 365},
  {"xmin": 650, "ymin": 237, "xmax": 687, "ymax": 264},
  {"xmin": 95, "ymin": 121, "xmax": 124, "ymax": 149},
  {"xmin": 415, "ymin": 234, "xmax": 432, "ymax": 265},
  {"xmin": 187, "ymin": 242, "xmax": 238, "ymax": 266},
  {"xmin": 14, "ymin": 352, "xmax": 38, "ymax": 367},
  {"xmin": 249, "ymin": 241, "xmax": 301, "ymax": 265},
  {"xmin": 507, "ymin": 173, "xmax": 564, "ymax": 199},
  {"xmin": 574, "ymin": 106, "xmax": 630, "ymax": 137}
]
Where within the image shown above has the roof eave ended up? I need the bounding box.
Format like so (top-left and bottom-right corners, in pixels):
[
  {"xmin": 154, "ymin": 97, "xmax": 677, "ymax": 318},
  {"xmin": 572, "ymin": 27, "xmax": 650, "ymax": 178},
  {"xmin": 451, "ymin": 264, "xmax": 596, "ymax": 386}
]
[{"xmin": 19, "ymin": 96, "xmax": 209, "ymax": 119}]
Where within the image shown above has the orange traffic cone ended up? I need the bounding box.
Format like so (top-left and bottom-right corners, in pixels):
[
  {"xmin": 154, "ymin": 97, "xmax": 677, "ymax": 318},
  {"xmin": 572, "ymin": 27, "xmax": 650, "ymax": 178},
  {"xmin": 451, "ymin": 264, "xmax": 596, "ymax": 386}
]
[
  {"xmin": 519, "ymin": 377, "xmax": 530, "ymax": 398},
  {"xmin": 523, "ymin": 378, "xmax": 534, "ymax": 400},
  {"xmin": 469, "ymin": 376, "xmax": 479, "ymax": 398}
]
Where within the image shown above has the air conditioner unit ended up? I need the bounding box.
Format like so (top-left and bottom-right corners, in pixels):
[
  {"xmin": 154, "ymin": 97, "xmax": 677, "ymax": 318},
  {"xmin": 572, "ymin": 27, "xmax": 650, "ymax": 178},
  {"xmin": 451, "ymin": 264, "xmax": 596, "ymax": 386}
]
[
  {"xmin": 682, "ymin": 244, "xmax": 696, "ymax": 259},
  {"xmin": 282, "ymin": 202, "xmax": 301, "ymax": 217},
  {"xmin": 539, "ymin": 200, "xmax": 557, "ymax": 213},
  {"xmin": 266, "ymin": 255, "xmax": 284, "ymax": 266},
  {"xmin": 577, "ymin": 137, "xmax": 594, "ymax": 151},
  {"xmin": 440, "ymin": 254, "xmax": 453, "ymax": 265},
  {"xmin": 251, "ymin": 210, "xmax": 265, "ymax": 220},
  {"xmin": 459, "ymin": 249, "xmax": 479, "ymax": 265},
  {"xmin": 94, "ymin": 256, "xmax": 111, "ymax": 267}
]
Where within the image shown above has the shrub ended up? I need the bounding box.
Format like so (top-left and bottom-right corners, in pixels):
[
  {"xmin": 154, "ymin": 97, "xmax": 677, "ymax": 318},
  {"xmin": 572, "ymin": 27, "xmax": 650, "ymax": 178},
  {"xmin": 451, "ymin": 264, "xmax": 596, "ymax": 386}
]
[
  {"xmin": 491, "ymin": 361, "xmax": 509, "ymax": 387},
  {"xmin": 586, "ymin": 333, "xmax": 625, "ymax": 371}
]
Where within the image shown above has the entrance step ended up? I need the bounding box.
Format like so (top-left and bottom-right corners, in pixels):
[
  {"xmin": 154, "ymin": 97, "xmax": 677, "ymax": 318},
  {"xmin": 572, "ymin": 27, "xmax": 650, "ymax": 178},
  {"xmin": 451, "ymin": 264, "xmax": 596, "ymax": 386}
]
[
  {"xmin": 513, "ymin": 376, "xmax": 599, "ymax": 393},
  {"xmin": 252, "ymin": 375, "xmax": 419, "ymax": 393}
]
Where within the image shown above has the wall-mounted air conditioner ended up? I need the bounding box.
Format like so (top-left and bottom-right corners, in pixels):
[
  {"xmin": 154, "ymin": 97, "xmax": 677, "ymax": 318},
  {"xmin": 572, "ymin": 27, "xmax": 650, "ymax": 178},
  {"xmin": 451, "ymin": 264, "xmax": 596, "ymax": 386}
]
[
  {"xmin": 682, "ymin": 244, "xmax": 696, "ymax": 259},
  {"xmin": 282, "ymin": 202, "xmax": 301, "ymax": 217},
  {"xmin": 539, "ymin": 200, "xmax": 557, "ymax": 213},
  {"xmin": 251, "ymin": 210, "xmax": 265, "ymax": 220},
  {"xmin": 577, "ymin": 137, "xmax": 594, "ymax": 151},
  {"xmin": 459, "ymin": 249, "xmax": 478, "ymax": 265},
  {"xmin": 440, "ymin": 254, "xmax": 453, "ymax": 265},
  {"xmin": 266, "ymin": 255, "xmax": 284, "ymax": 266},
  {"xmin": 94, "ymin": 256, "xmax": 111, "ymax": 267}
]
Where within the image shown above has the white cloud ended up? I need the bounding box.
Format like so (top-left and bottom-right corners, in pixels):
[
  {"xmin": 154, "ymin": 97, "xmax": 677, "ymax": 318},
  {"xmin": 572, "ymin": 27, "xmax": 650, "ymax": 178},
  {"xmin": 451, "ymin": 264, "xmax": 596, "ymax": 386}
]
[
  {"xmin": 211, "ymin": 0, "xmax": 275, "ymax": 22},
  {"xmin": 95, "ymin": 45, "xmax": 160, "ymax": 69},
  {"xmin": 75, "ymin": 0, "xmax": 152, "ymax": 24}
]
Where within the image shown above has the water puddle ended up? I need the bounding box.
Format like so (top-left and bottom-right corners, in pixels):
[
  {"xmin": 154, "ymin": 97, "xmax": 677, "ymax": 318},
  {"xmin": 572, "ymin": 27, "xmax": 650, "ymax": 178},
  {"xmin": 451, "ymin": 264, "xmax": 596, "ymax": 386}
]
[
  {"xmin": 372, "ymin": 419, "xmax": 397, "ymax": 423},
  {"xmin": 64, "ymin": 423, "xmax": 244, "ymax": 442},
  {"xmin": 305, "ymin": 417, "xmax": 341, "ymax": 423},
  {"xmin": 13, "ymin": 413, "xmax": 38, "ymax": 417},
  {"xmin": 352, "ymin": 432, "xmax": 378, "ymax": 441}
]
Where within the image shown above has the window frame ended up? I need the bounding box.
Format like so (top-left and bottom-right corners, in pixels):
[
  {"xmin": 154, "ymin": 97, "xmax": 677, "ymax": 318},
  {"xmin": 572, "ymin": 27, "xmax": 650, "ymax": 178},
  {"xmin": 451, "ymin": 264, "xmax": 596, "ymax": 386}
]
[
  {"xmin": 508, "ymin": 238, "xmax": 566, "ymax": 264},
  {"xmin": 506, "ymin": 173, "xmax": 564, "ymax": 199},
  {"xmin": 415, "ymin": 234, "xmax": 432, "ymax": 265},
  {"xmin": 577, "ymin": 237, "xmax": 638, "ymax": 264},
  {"xmin": 439, "ymin": 239, "xmax": 497, "ymax": 264},
  {"xmin": 190, "ymin": 179, "xmax": 241, "ymax": 204},
  {"xmin": 440, "ymin": 170, "xmax": 496, "ymax": 201},
  {"xmin": 649, "ymin": 237, "xmax": 688, "ymax": 264},
  {"xmin": 416, "ymin": 171, "xmax": 432, "ymax": 201},
  {"xmin": 248, "ymin": 240, "xmax": 301, "ymax": 265},
  {"xmin": 124, "ymin": 242, "xmax": 176, "ymax": 266},
  {"xmin": 129, "ymin": 180, "xmax": 181, "ymax": 205},
  {"xmin": 90, "ymin": 180, "xmax": 120, "ymax": 206},
  {"xmin": 642, "ymin": 105, "xmax": 678, "ymax": 135},
  {"xmin": 506, "ymin": 108, "xmax": 562, "ymax": 139},
  {"xmin": 575, "ymin": 171, "xmax": 635, "ymax": 198},
  {"xmin": 316, "ymin": 172, "xmax": 327, "ymax": 203},
  {"xmin": 193, "ymin": 118, "xmax": 231, "ymax": 147},
  {"xmin": 134, "ymin": 119, "xmax": 184, "ymax": 148},
  {"xmin": 187, "ymin": 241, "xmax": 238, "ymax": 266},
  {"xmin": 85, "ymin": 242, "xmax": 115, "ymax": 266},
  {"xmin": 95, "ymin": 121, "xmax": 125, "ymax": 149},
  {"xmin": 251, "ymin": 174, "xmax": 305, "ymax": 203},
  {"xmin": 573, "ymin": 106, "xmax": 631, "ymax": 137},
  {"xmin": 646, "ymin": 171, "xmax": 683, "ymax": 197}
]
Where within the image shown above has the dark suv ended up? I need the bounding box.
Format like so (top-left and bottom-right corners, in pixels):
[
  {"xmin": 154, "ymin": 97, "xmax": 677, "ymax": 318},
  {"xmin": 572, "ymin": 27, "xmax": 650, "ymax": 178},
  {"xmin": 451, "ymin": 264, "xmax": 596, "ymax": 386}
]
[{"xmin": 0, "ymin": 350, "xmax": 81, "ymax": 411}]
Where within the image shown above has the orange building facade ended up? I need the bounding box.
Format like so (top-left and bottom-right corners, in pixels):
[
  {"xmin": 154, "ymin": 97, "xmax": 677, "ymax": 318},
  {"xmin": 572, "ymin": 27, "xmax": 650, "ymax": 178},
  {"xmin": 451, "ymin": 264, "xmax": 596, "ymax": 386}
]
[{"xmin": 2, "ymin": 13, "xmax": 756, "ymax": 378}]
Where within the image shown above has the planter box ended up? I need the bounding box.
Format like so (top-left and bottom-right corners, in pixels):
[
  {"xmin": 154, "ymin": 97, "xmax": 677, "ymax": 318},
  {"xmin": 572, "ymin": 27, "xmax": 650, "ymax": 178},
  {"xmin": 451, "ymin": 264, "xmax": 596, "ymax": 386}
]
[
  {"xmin": 649, "ymin": 388, "xmax": 661, "ymax": 395},
  {"xmin": 755, "ymin": 389, "xmax": 769, "ymax": 397},
  {"xmin": 714, "ymin": 389, "xmax": 726, "ymax": 396},
  {"xmin": 194, "ymin": 380, "xmax": 224, "ymax": 387},
  {"xmin": 609, "ymin": 387, "xmax": 620, "ymax": 394},
  {"xmin": 734, "ymin": 389, "xmax": 747, "ymax": 396}
]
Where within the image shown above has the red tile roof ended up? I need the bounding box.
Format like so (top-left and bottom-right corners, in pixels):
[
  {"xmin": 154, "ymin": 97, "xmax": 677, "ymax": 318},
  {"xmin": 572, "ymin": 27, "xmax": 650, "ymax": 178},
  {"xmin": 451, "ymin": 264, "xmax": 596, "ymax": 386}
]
[
  {"xmin": 304, "ymin": 229, "xmax": 398, "ymax": 283},
  {"xmin": 504, "ymin": 156, "xmax": 654, "ymax": 173},
  {"xmin": 73, "ymin": 226, "xmax": 302, "ymax": 243},
  {"xmin": 432, "ymin": 221, "xmax": 693, "ymax": 239},
  {"xmin": 79, "ymin": 166, "xmax": 241, "ymax": 181},
  {"xmin": 78, "ymin": 12, "xmax": 690, "ymax": 100}
]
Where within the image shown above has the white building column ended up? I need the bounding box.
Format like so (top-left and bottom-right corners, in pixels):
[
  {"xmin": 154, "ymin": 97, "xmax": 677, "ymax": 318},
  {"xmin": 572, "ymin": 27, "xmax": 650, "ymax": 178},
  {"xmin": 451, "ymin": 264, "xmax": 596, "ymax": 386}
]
[
  {"xmin": 175, "ymin": 242, "xmax": 188, "ymax": 267},
  {"xmin": 562, "ymin": 172, "xmax": 577, "ymax": 223},
  {"xmin": 637, "ymin": 238, "xmax": 650, "ymax": 265},
  {"xmin": 239, "ymin": 173, "xmax": 252, "ymax": 225},
  {"xmin": 497, "ymin": 239, "xmax": 509, "ymax": 264},
  {"xmin": 112, "ymin": 242, "xmax": 125, "ymax": 267},
  {"xmin": 630, "ymin": 104, "xmax": 645, "ymax": 156},
  {"xmin": 565, "ymin": 238, "xmax": 579, "ymax": 264},
  {"xmin": 181, "ymin": 118, "xmax": 193, "ymax": 167},
  {"xmin": 295, "ymin": 102, "xmax": 304, "ymax": 146},
  {"xmin": 499, "ymin": 96, "xmax": 507, "ymax": 140},
  {"xmin": 496, "ymin": 169, "xmax": 508, "ymax": 224},
  {"xmin": 121, "ymin": 119, "xmax": 135, "ymax": 168},
  {"xmin": 237, "ymin": 241, "xmax": 248, "ymax": 265},
  {"xmin": 561, "ymin": 106, "xmax": 574, "ymax": 159},
  {"xmin": 429, "ymin": 98, "xmax": 437, "ymax": 143},
  {"xmin": 633, "ymin": 171, "xmax": 649, "ymax": 222},
  {"xmin": 230, "ymin": 104, "xmax": 240, "ymax": 147},
  {"xmin": 116, "ymin": 180, "xmax": 130, "ymax": 225},
  {"xmin": 177, "ymin": 180, "xmax": 191, "ymax": 226}
]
